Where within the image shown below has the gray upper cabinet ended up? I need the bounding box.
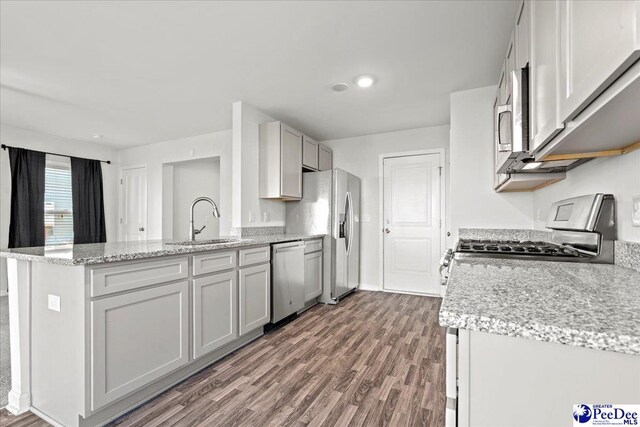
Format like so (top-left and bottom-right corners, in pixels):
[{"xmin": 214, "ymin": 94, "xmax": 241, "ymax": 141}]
[
  {"xmin": 259, "ymin": 121, "xmax": 303, "ymax": 200},
  {"xmin": 318, "ymin": 144, "xmax": 333, "ymax": 171},
  {"xmin": 90, "ymin": 281, "xmax": 189, "ymax": 411},
  {"xmin": 192, "ymin": 271, "xmax": 238, "ymax": 359},
  {"xmin": 515, "ymin": 0, "xmax": 530, "ymax": 70},
  {"xmin": 558, "ymin": 0, "xmax": 640, "ymax": 123},
  {"xmin": 239, "ymin": 263, "xmax": 271, "ymax": 336},
  {"xmin": 529, "ymin": 0, "xmax": 564, "ymax": 152},
  {"xmin": 302, "ymin": 135, "xmax": 319, "ymax": 170}
]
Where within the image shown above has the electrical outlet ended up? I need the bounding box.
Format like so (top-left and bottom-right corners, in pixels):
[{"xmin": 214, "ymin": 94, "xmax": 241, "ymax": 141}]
[
  {"xmin": 263, "ymin": 211, "xmax": 270, "ymax": 222},
  {"xmin": 248, "ymin": 211, "xmax": 255, "ymax": 223},
  {"xmin": 48, "ymin": 294, "xmax": 61, "ymax": 312},
  {"xmin": 633, "ymin": 196, "xmax": 640, "ymax": 227}
]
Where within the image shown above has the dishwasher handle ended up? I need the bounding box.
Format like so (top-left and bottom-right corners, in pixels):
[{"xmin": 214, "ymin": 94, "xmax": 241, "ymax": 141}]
[{"xmin": 273, "ymin": 242, "xmax": 305, "ymax": 253}]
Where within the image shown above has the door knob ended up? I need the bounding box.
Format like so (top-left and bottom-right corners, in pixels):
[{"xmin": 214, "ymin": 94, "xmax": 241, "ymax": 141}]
[
  {"xmin": 384, "ymin": 228, "xmax": 390, "ymax": 234},
  {"xmin": 139, "ymin": 227, "xmax": 145, "ymax": 231}
]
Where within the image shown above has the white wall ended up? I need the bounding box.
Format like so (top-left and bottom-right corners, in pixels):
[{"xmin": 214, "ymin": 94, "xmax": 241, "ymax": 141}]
[
  {"xmin": 0, "ymin": 125, "xmax": 118, "ymax": 294},
  {"xmin": 449, "ymin": 86, "xmax": 534, "ymax": 238},
  {"xmin": 170, "ymin": 157, "xmax": 221, "ymax": 241},
  {"xmin": 232, "ymin": 102, "xmax": 286, "ymax": 229},
  {"xmin": 118, "ymin": 130, "xmax": 232, "ymax": 239},
  {"xmin": 321, "ymin": 125, "xmax": 450, "ymax": 291},
  {"xmin": 533, "ymin": 150, "xmax": 640, "ymax": 242}
]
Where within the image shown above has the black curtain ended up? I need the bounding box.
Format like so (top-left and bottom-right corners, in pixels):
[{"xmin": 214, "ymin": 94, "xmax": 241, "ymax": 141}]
[
  {"xmin": 8, "ymin": 147, "xmax": 46, "ymax": 248},
  {"xmin": 71, "ymin": 157, "xmax": 107, "ymax": 244}
]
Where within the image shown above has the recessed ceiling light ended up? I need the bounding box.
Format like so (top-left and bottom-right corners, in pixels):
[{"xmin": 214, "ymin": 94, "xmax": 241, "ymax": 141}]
[
  {"xmin": 92, "ymin": 134, "xmax": 103, "ymax": 139},
  {"xmin": 356, "ymin": 75, "xmax": 375, "ymax": 88},
  {"xmin": 331, "ymin": 82, "xmax": 349, "ymax": 92}
]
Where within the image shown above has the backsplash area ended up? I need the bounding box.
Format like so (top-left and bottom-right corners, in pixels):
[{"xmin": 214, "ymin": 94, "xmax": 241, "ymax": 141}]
[
  {"xmin": 458, "ymin": 228, "xmax": 551, "ymax": 242},
  {"xmin": 532, "ymin": 150, "xmax": 640, "ymax": 243},
  {"xmin": 615, "ymin": 240, "xmax": 640, "ymax": 272},
  {"xmin": 230, "ymin": 226, "xmax": 286, "ymax": 237}
]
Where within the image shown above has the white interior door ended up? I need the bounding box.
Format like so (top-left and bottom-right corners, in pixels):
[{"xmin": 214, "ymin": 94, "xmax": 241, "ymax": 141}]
[
  {"xmin": 120, "ymin": 166, "xmax": 147, "ymax": 242},
  {"xmin": 383, "ymin": 153, "xmax": 441, "ymax": 295}
]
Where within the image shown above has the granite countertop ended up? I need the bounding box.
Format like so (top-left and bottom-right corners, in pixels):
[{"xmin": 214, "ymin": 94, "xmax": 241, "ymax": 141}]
[
  {"xmin": 0, "ymin": 234, "xmax": 325, "ymax": 266},
  {"xmin": 439, "ymin": 257, "xmax": 640, "ymax": 355}
]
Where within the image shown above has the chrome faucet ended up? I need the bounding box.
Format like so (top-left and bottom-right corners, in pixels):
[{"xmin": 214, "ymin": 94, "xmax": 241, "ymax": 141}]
[{"xmin": 189, "ymin": 197, "xmax": 221, "ymax": 241}]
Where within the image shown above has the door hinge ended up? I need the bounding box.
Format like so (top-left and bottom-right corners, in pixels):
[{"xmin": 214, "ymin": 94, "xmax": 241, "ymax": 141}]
[
  {"xmin": 120, "ymin": 218, "xmax": 122, "ymax": 224},
  {"xmin": 438, "ymin": 166, "xmax": 442, "ymax": 176},
  {"xmin": 120, "ymin": 178, "xmax": 123, "ymax": 184}
]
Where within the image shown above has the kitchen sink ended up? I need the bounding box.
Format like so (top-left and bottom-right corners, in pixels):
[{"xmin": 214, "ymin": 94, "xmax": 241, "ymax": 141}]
[{"xmin": 167, "ymin": 238, "xmax": 242, "ymax": 246}]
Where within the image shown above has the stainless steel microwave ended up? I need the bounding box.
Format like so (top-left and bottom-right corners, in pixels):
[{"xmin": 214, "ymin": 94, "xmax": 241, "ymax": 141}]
[
  {"xmin": 494, "ymin": 66, "xmax": 583, "ymax": 175},
  {"xmin": 495, "ymin": 66, "xmax": 529, "ymax": 173}
]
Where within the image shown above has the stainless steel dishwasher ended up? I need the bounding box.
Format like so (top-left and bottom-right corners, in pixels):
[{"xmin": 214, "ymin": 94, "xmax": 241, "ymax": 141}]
[{"xmin": 271, "ymin": 241, "xmax": 305, "ymax": 323}]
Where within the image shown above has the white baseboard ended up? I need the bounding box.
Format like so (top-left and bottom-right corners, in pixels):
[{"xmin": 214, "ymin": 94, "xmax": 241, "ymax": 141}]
[{"xmin": 358, "ymin": 283, "xmax": 381, "ymax": 292}]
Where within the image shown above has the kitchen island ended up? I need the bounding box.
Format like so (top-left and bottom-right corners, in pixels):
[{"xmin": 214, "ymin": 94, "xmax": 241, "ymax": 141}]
[
  {"xmin": 0, "ymin": 235, "xmax": 322, "ymax": 427},
  {"xmin": 439, "ymin": 256, "xmax": 640, "ymax": 427}
]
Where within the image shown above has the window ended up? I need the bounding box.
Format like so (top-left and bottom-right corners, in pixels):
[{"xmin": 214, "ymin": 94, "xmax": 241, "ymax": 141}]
[{"xmin": 44, "ymin": 155, "xmax": 74, "ymax": 245}]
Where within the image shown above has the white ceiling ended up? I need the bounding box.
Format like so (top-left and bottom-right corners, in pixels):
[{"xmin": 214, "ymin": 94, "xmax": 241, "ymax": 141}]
[{"xmin": 0, "ymin": 1, "xmax": 518, "ymax": 148}]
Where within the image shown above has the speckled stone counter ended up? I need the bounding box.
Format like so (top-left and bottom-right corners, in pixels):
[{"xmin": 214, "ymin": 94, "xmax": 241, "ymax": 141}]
[
  {"xmin": 439, "ymin": 257, "xmax": 640, "ymax": 355},
  {"xmin": 0, "ymin": 234, "xmax": 324, "ymax": 266}
]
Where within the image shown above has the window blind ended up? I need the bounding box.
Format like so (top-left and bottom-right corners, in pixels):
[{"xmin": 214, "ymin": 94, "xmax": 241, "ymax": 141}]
[{"xmin": 45, "ymin": 156, "xmax": 74, "ymax": 245}]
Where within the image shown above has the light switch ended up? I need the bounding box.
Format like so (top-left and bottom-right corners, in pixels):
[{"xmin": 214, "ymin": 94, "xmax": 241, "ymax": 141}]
[
  {"xmin": 48, "ymin": 294, "xmax": 61, "ymax": 312},
  {"xmin": 633, "ymin": 196, "xmax": 640, "ymax": 227}
]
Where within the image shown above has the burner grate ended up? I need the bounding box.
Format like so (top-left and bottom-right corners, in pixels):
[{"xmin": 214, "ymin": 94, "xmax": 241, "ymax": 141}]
[{"xmin": 456, "ymin": 239, "xmax": 579, "ymax": 258}]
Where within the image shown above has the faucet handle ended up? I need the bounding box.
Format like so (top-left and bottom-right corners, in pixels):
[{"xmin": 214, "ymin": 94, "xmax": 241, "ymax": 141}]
[{"xmin": 194, "ymin": 225, "xmax": 206, "ymax": 235}]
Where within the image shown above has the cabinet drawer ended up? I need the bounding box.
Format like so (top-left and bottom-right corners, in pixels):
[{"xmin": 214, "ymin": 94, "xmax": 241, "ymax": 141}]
[
  {"xmin": 305, "ymin": 239, "xmax": 322, "ymax": 254},
  {"xmin": 239, "ymin": 246, "xmax": 270, "ymax": 267},
  {"xmin": 90, "ymin": 257, "xmax": 188, "ymax": 297},
  {"xmin": 90, "ymin": 281, "xmax": 189, "ymax": 410},
  {"xmin": 193, "ymin": 251, "xmax": 237, "ymax": 276}
]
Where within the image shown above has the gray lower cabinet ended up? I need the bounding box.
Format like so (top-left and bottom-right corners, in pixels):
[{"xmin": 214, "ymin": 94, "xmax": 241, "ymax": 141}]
[
  {"xmin": 304, "ymin": 251, "xmax": 323, "ymax": 301},
  {"xmin": 90, "ymin": 280, "xmax": 189, "ymax": 411},
  {"xmin": 192, "ymin": 270, "xmax": 238, "ymax": 359},
  {"xmin": 239, "ymin": 263, "xmax": 271, "ymax": 335}
]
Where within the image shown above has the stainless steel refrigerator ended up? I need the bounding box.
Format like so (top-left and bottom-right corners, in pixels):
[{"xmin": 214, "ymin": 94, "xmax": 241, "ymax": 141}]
[{"xmin": 285, "ymin": 169, "xmax": 360, "ymax": 304}]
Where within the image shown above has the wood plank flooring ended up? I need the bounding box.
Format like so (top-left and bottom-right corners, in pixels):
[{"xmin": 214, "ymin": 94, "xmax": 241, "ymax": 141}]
[{"xmin": 0, "ymin": 291, "xmax": 445, "ymax": 426}]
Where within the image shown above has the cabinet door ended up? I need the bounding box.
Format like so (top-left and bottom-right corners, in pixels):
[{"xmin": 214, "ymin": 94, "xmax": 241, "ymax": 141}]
[
  {"xmin": 302, "ymin": 135, "xmax": 319, "ymax": 170},
  {"xmin": 505, "ymin": 30, "xmax": 516, "ymax": 100},
  {"xmin": 530, "ymin": 0, "xmax": 564, "ymax": 152},
  {"xmin": 90, "ymin": 281, "xmax": 189, "ymax": 410},
  {"xmin": 304, "ymin": 251, "xmax": 323, "ymax": 301},
  {"xmin": 559, "ymin": 0, "xmax": 640, "ymax": 122},
  {"xmin": 193, "ymin": 271, "xmax": 237, "ymax": 359},
  {"xmin": 515, "ymin": 1, "xmax": 530, "ymax": 70},
  {"xmin": 280, "ymin": 125, "xmax": 303, "ymax": 198},
  {"xmin": 318, "ymin": 144, "xmax": 332, "ymax": 171},
  {"xmin": 239, "ymin": 263, "xmax": 270, "ymax": 335}
]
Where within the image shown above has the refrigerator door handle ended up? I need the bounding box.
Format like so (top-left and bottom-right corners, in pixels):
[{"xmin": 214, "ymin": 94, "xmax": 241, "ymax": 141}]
[{"xmin": 346, "ymin": 191, "xmax": 354, "ymax": 256}]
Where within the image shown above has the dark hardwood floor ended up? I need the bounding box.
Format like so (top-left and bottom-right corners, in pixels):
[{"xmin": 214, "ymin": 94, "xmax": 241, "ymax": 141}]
[{"xmin": 0, "ymin": 291, "xmax": 445, "ymax": 426}]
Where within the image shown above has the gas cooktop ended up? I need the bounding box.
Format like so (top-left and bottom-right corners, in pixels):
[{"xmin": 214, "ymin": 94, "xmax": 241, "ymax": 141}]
[{"xmin": 455, "ymin": 239, "xmax": 588, "ymax": 261}]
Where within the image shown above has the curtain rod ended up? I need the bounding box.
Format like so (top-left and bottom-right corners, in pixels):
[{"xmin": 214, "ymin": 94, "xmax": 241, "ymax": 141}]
[{"xmin": 0, "ymin": 144, "xmax": 111, "ymax": 164}]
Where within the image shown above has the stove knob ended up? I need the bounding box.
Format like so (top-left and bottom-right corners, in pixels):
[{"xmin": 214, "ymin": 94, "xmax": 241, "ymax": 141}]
[{"xmin": 440, "ymin": 249, "xmax": 454, "ymax": 267}]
